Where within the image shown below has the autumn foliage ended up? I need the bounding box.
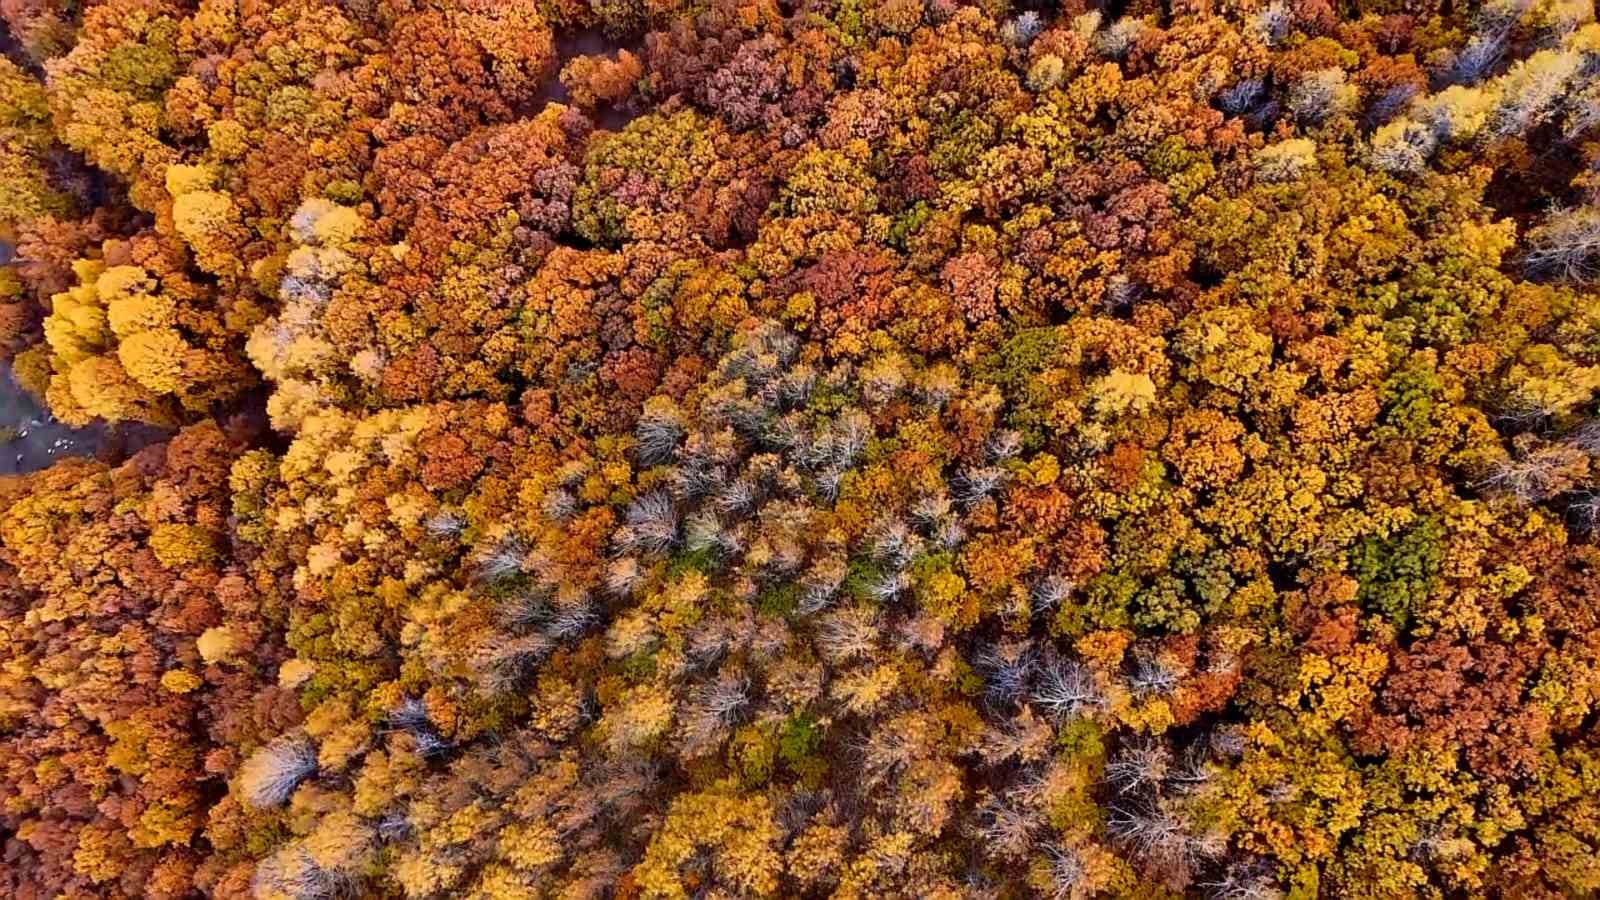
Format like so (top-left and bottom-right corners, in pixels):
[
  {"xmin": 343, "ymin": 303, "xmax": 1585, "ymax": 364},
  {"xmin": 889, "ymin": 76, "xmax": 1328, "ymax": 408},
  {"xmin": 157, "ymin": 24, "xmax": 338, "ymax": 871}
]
[{"xmin": 3, "ymin": 0, "xmax": 1600, "ymax": 896}]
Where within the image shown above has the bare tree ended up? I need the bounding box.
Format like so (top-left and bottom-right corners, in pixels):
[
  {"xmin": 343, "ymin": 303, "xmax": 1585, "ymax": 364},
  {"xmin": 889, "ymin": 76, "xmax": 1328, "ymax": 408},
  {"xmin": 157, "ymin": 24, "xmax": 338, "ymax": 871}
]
[
  {"xmin": 1105, "ymin": 741, "xmax": 1172, "ymax": 794},
  {"xmin": 976, "ymin": 642, "xmax": 1036, "ymax": 707},
  {"xmin": 474, "ymin": 534, "xmax": 527, "ymax": 583},
  {"xmin": 620, "ymin": 491, "xmax": 680, "ymax": 555},
  {"xmin": 1001, "ymin": 11, "xmax": 1045, "ymax": 48},
  {"xmin": 388, "ymin": 697, "xmax": 431, "ymax": 732},
  {"xmin": 816, "ymin": 607, "xmax": 879, "ymax": 663},
  {"xmin": 1484, "ymin": 50, "xmax": 1581, "ymax": 142},
  {"xmin": 635, "ymin": 407, "xmax": 686, "ymax": 465},
  {"xmin": 1030, "ymin": 575, "xmax": 1072, "ymax": 615},
  {"xmin": 856, "ymin": 727, "xmax": 918, "ymax": 788},
  {"xmin": 668, "ymin": 460, "xmax": 720, "ymax": 501},
  {"xmin": 253, "ymin": 846, "xmax": 348, "ymax": 900},
  {"xmin": 1103, "ymin": 273, "xmax": 1143, "ymax": 312},
  {"xmin": 680, "ymin": 672, "xmax": 753, "ymax": 753},
  {"xmin": 383, "ymin": 698, "xmax": 454, "ymax": 757},
  {"xmin": 986, "ymin": 429, "xmax": 1023, "ymax": 462},
  {"xmin": 1210, "ymin": 726, "xmax": 1249, "ymax": 759},
  {"xmin": 933, "ymin": 515, "xmax": 967, "ymax": 550},
  {"xmin": 812, "ymin": 467, "xmax": 845, "ymax": 502},
  {"xmin": 240, "ymin": 733, "xmax": 320, "ymax": 808},
  {"xmin": 778, "ymin": 365, "xmax": 816, "ymax": 406},
  {"xmin": 1042, "ymin": 843, "xmax": 1087, "ymax": 900},
  {"xmin": 1370, "ymin": 119, "xmax": 1437, "ymax": 174},
  {"xmin": 1563, "ymin": 81, "xmax": 1600, "ymax": 140},
  {"xmin": 1251, "ymin": 0, "xmax": 1291, "ymax": 45},
  {"xmin": 1202, "ymin": 859, "xmax": 1284, "ymax": 900},
  {"xmin": 1167, "ymin": 745, "xmax": 1214, "ymax": 794},
  {"xmin": 470, "ymin": 634, "xmax": 552, "ymax": 693},
  {"xmin": 684, "ymin": 510, "xmax": 738, "ymax": 556},
  {"xmin": 832, "ymin": 411, "xmax": 872, "ymax": 468},
  {"xmin": 1219, "ymin": 78, "xmax": 1266, "ymax": 116},
  {"xmin": 865, "ymin": 569, "xmax": 912, "ymax": 603},
  {"xmin": 1096, "ymin": 17, "xmax": 1145, "ymax": 60},
  {"xmin": 1129, "ymin": 654, "xmax": 1180, "ymax": 696},
  {"xmin": 1567, "ymin": 492, "xmax": 1600, "ymax": 532},
  {"xmin": 797, "ymin": 556, "xmax": 847, "ymax": 614},
  {"xmin": 497, "ymin": 587, "xmax": 550, "ymax": 631},
  {"xmin": 1568, "ymin": 420, "xmax": 1600, "ymax": 454},
  {"xmin": 1288, "ymin": 68, "xmax": 1352, "ymax": 125},
  {"xmin": 1438, "ymin": 32, "xmax": 1508, "ymax": 85},
  {"xmin": 423, "ymin": 509, "xmax": 465, "ymax": 540},
  {"xmin": 713, "ymin": 477, "xmax": 762, "ymax": 517},
  {"xmin": 1108, "ymin": 802, "xmax": 1218, "ymax": 890},
  {"xmin": 973, "ymin": 795, "xmax": 1038, "ymax": 860},
  {"xmin": 868, "ymin": 517, "xmax": 919, "ymax": 569},
  {"xmin": 1363, "ymin": 84, "xmax": 1418, "ymax": 130},
  {"xmin": 544, "ymin": 599, "xmax": 599, "ymax": 641},
  {"xmin": 977, "ymin": 709, "xmax": 1053, "ymax": 765},
  {"xmin": 1032, "ymin": 656, "xmax": 1105, "ymax": 721},
  {"xmin": 762, "ymin": 412, "xmax": 809, "ymax": 452},
  {"xmin": 1478, "ymin": 447, "xmax": 1581, "ymax": 503},
  {"xmin": 953, "ymin": 465, "xmax": 1008, "ymax": 506},
  {"xmin": 1524, "ymin": 206, "xmax": 1600, "ymax": 283},
  {"xmin": 542, "ymin": 487, "xmax": 578, "ymax": 522}
]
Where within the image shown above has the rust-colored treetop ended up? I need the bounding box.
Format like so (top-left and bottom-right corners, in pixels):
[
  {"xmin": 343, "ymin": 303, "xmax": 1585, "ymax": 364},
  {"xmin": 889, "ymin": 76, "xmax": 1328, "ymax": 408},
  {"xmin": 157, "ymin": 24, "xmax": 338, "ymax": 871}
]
[{"xmin": 3, "ymin": 0, "xmax": 1600, "ymax": 897}]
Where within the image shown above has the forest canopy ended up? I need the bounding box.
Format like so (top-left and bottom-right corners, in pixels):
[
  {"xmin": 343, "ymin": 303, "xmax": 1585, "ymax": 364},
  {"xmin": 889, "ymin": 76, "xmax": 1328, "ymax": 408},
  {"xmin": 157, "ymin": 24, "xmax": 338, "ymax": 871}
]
[{"xmin": 3, "ymin": 0, "xmax": 1600, "ymax": 897}]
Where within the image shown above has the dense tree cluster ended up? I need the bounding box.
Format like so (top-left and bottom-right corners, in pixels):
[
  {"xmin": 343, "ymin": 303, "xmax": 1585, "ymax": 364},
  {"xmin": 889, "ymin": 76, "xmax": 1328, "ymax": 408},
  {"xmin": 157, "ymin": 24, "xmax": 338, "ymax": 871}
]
[{"xmin": 3, "ymin": 0, "xmax": 1600, "ymax": 896}]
